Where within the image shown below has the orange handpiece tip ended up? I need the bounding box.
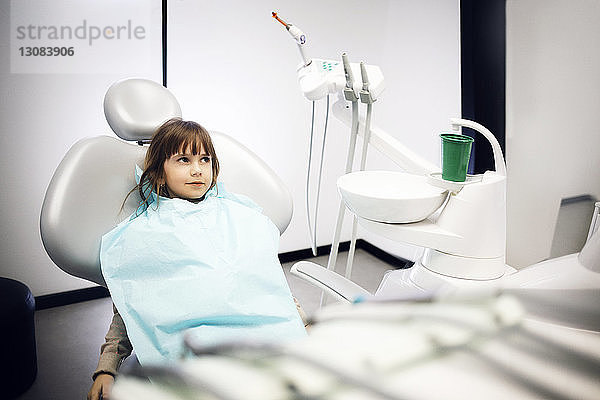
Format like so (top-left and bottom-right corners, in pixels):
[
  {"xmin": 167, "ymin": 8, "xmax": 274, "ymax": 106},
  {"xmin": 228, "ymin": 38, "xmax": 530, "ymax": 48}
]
[{"xmin": 272, "ymin": 11, "xmax": 288, "ymax": 27}]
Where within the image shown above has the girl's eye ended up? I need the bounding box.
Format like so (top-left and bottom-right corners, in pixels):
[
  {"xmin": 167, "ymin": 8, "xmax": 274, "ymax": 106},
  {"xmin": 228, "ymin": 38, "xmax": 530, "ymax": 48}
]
[
  {"xmin": 177, "ymin": 156, "xmax": 189, "ymax": 163},
  {"xmin": 200, "ymin": 156, "xmax": 211, "ymax": 163}
]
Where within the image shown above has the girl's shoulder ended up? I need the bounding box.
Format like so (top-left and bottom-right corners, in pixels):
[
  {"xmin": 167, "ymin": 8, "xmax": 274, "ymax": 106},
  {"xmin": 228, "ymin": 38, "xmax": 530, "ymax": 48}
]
[{"xmin": 215, "ymin": 182, "xmax": 262, "ymax": 213}]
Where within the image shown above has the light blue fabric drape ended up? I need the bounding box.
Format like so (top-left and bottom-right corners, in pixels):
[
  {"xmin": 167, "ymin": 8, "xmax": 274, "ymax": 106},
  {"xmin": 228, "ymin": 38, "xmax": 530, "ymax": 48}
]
[{"xmin": 100, "ymin": 182, "xmax": 306, "ymax": 365}]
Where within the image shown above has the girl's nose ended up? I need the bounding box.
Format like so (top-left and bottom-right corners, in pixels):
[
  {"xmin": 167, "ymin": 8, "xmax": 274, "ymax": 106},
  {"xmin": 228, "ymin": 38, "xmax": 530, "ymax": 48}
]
[{"xmin": 191, "ymin": 163, "xmax": 202, "ymax": 176}]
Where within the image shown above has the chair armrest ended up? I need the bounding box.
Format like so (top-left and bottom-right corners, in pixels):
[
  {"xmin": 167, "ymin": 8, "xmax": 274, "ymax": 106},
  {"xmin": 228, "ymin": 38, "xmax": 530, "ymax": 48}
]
[{"xmin": 290, "ymin": 261, "xmax": 371, "ymax": 303}]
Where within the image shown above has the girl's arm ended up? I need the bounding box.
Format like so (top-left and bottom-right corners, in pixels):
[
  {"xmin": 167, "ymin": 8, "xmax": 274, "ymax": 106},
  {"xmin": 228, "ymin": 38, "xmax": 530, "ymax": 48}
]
[
  {"xmin": 293, "ymin": 297, "xmax": 309, "ymax": 328},
  {"xmin": 92, "ymin": 303, "xmax": 133, "ymax": 380}
]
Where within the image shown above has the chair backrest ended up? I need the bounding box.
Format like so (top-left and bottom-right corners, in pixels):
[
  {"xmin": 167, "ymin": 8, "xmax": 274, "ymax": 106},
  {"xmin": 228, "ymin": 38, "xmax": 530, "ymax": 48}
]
[{"xmin": 40, "ymin": 79, "xmax": 292, "ymax": 286}]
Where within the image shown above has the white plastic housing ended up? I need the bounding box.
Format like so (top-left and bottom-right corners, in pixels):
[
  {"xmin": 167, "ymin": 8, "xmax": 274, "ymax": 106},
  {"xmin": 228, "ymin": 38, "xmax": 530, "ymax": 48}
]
[
  {"xmin": 358, "ymin": 171, "xmax": 507, "ymax": 279},
  {"xmin": 104, "ymin": 78, "xmax": 182, "ymax": 141},
  {"xmin": 297, "ymin": 58, "xmax": 384, "ymax": 101}
]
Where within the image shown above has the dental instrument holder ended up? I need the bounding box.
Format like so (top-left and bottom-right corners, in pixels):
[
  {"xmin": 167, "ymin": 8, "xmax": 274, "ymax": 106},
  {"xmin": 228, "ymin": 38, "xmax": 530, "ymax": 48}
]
[
  {"xmin": 297, "ymin": 58, "xmax": 384, "ymax": 102},
  {"xmin": 273, "ymin": 14, "xmax": 383, "ymax": 283},
  {"xmin": 296, "ymin": 54, "xmax": 384, "ymax": 282}
]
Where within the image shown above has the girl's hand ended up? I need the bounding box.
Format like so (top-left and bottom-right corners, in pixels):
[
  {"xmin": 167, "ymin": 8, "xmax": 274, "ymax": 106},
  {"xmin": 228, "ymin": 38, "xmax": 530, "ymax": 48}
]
[{"xmin": 87, "ymin": 373, "xmax": 114, "ymax": 400}]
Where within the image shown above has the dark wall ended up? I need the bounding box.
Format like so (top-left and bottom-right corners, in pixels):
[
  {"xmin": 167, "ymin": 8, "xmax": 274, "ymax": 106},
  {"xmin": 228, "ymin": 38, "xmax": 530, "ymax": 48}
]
[{"xmin": 461, "ymin": 0, "xmax": 506, "ymax": 174}]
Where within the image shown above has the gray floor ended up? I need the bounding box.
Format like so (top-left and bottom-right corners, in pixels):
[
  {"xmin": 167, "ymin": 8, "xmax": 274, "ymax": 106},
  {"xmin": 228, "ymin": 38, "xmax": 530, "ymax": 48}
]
[{"xmin": 18, "ymin": 249, "xmax": 395, "ymax": 400}]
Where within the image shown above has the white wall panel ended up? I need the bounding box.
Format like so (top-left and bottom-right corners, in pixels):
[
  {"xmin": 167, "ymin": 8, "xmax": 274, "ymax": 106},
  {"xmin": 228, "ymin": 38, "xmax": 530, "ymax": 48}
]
[
  {"xmin": 0, "ymin": 0, "xmax": 163, "ymax": 296},
  {"xmin": 506, "ymin": 0, "xmax": 600, "ymax": 268}
]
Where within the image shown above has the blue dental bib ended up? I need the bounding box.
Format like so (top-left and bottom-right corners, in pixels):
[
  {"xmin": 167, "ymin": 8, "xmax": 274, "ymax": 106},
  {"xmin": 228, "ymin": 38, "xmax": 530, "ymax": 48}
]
[{"xmin": 100, "ymin": 182, "xmax": 306, "ymax": 366}]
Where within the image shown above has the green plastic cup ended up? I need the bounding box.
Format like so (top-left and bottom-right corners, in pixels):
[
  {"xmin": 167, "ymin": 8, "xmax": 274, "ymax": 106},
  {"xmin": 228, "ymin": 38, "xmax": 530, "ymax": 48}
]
[{"xmin": 440, "ymin": 133, "xmax": 474, "ymax": 182}]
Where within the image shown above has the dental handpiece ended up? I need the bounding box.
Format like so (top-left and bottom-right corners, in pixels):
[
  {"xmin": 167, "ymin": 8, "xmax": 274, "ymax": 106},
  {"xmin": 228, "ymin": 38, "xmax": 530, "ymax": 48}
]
[
  {"xmin": 342, "ymin": 53, "xmax": 358, "ymax": 102},
  {"xmin": 359, "ymin": 62, "xmax": 375, "ymax": 104},
  {"xmin": 360, "ymin": 62, "xmax": 370, "ymax": 91},
  {"xmin": 272, "ymin": 12, "xmax": 312, "ymax": 66},
  {"xmin": 342, "ymin": 53, "xmax": 354, "ymax": 89}
]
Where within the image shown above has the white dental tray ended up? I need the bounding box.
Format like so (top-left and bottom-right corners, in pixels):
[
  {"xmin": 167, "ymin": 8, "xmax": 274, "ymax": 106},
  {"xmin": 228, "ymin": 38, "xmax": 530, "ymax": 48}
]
[{"xmin": 337, "ymin": 170, "xmax": 448, "ymax": 224}]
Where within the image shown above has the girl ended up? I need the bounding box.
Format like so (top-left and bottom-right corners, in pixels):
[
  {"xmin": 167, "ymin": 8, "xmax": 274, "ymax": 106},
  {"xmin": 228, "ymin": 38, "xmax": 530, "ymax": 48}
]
[{"xmin": 88, "ymin": 118, "xmax": 307, "ymax": 400}]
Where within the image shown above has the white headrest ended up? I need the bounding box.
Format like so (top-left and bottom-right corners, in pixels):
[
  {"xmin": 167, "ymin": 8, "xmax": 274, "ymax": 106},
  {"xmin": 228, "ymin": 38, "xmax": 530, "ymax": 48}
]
[{"xmin": 104, "ymin": 78, "xmax": 182, "ymax": 141}]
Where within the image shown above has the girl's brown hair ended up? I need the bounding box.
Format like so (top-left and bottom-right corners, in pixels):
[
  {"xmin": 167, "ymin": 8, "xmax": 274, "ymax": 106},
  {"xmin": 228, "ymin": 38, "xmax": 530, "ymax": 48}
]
[{"xmin": 133, "ymin": 118, "xmax": 220, "ymax": 212}]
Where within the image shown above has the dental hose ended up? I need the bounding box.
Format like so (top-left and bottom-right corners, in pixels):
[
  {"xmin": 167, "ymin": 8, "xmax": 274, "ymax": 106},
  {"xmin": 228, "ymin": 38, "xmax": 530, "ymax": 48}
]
[
  {"xmin": 305, "ymin": 101, "xmax": 317, "ymax": 256},
  {"xmin": 345, "ymin": 62, "xmax": 374, "ymax": 280},
  {"xmin": 305, "ymin": 96, "xmax": 330, "ymax": 256},
  {"xmin": 321, "ymin": 97, "xmax": 359, "ymax": 306},
  {"xmin": 345, "ymin": 101, "xmax": 372, "ymax": 279}
]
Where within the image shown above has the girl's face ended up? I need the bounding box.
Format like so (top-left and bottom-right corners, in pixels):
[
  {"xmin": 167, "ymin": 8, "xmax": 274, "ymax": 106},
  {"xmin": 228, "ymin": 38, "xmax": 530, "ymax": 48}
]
[{"xmin": 162, "ymin": 145, "xmax": 213, "ymax": 200}]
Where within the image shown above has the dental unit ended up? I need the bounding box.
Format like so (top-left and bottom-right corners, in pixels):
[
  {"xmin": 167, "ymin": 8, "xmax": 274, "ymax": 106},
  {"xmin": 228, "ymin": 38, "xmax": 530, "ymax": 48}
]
[
  {"xmin": 272, "ymin": 12, "xmax": 509, "ymax": 296},
  {"xmin": 271, "ymin": 12, "xmax": 600, "ymax": 325}
]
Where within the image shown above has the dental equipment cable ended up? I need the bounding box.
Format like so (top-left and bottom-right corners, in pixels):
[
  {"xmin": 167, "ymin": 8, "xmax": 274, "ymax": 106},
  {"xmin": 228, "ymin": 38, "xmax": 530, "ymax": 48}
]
[
  {"xmin": 271, "ymin": 14, "xmax": 378, "ymax": 302},
  {"xmin": 345, "ymin": 62, "xmax": 375, "ymax": 280},
  {"xmin": 322, "ymin": 53, "xmax": 360, "ymax": 306},
  {"xmin": 305, "ymin": 101, "xmax": 317, "ymax": 256},
  {"xmin": 272, "ymin": 11, "xmax": 325, "ymax": 256},
  {"xmin": 271, "ymin": 14, "xmax": 366, "ymax": 295},
  {"xmin": 305, "ymin": 96, "xmax": 331, "ymax": 256}
]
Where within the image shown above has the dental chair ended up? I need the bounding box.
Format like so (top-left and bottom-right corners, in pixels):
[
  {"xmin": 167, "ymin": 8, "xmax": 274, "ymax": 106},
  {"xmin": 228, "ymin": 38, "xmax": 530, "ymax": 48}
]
[{"xmin": 40, "ymin": 78, "xmax": 293, "ymax": 287}]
